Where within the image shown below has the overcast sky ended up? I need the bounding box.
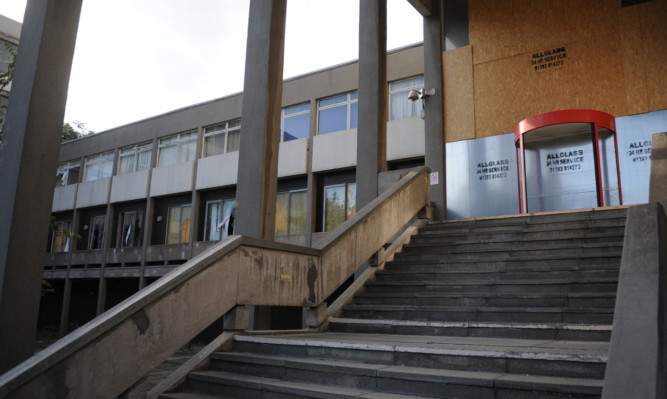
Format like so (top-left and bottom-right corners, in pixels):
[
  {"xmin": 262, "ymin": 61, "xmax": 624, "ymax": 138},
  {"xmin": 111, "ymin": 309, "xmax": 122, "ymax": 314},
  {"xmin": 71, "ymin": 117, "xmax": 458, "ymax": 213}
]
[{"xmin": 0, "ymin": 1, "xmax": 423, "ymax": 133}]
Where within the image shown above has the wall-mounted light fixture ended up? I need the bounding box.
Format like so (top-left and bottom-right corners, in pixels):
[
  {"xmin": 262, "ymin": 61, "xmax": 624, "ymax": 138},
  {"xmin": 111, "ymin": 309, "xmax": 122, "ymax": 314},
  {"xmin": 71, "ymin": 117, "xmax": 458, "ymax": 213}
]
[
  {"xmin": 83, "ymin": 225, "xmax": 89, "ymax": 231},
  {"xmin": 156, "ymin": 216, "xmax": 163, "ymax": 223}
]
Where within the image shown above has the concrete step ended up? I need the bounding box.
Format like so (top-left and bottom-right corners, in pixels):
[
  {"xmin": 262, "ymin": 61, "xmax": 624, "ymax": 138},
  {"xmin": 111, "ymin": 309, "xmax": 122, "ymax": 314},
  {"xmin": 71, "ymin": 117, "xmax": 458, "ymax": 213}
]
[
  {"xmin": 328, "ymin": 317, "xmax": 612, "ymax": 341},
  {"xmin": 340, "ymin": 304, "xmax": 614, "ymax": 324},
  {"xmin": 419, "ymin": 218, "xmax": 627, "ymax": 235},
  {"xmin": 403, "ymin": 236, "xmax": 624, "ymax": 253},
  {"xmin": 384, "ymin": 258, "xmax": 621, "ymax": 273},
  {"xmin": 363, "ymin": 277, "xmax": 618, "ymax": 294},
  {"xmin": 231, "ymin": 333, "xmax": 609, "ymax": 381},
  {"xmin": 410, "ymin": 227, "xmax": 626, "ymax": 244},
  {"xmin": 393, "ymin": 244, "xmax": 622, "ymax": 262},
  {"xmin": 352, "ymin": 292, "xmax": 616, "ymax": 309},
  {"xmin": 374, "ymin": 268, "xmax": 620, "ymax": 282}
]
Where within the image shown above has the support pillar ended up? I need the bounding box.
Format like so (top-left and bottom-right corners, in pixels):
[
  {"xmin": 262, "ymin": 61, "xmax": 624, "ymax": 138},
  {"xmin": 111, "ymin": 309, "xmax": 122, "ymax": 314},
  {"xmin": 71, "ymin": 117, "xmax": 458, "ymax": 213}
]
[
  {"xmin": 356, "ymin": 0, "xmax": 388, "ymax": 209},
  {"xmin": 423, "ymin": 1, "xmax": 446, "ymax": 220},
  {"xmin": 0, "ymin": 0, "xmax": 83, "ymax": 373},
  {"xmin": 235, "ymin": 0, "xmax": 287, "ymax": 241}
]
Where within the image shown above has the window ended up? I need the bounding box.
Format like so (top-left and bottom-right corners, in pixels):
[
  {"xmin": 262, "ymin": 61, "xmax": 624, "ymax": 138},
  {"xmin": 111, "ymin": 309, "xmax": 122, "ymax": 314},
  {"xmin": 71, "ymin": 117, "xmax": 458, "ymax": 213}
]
[
  {"xmin": 204, "ymin": 199, "xmax": 235, "ymax": 241},
  {"xmin": 88, "ymin": 215, "xmax": 105, "ymax": 250},
  {"xmin": 119, "ymin": 211, "xmax": 143, "ymax": 247},
  {"xmin": 281, "ymin": 103, "xmax": 310, "ymax": 141},
  {"xmin": 317, "ymin": 92, "xmax": 358, "ymax": 135},
  {"xmin": 118, "ymin": 143, "xmax": 152, "ymax": 175},
  {"xmin": 83, "ymin": 151, "xmax": 114, "ymax": 182},
  {"xmin": 323, "ymin": 183, "xmax": 356, "ymax": 232},
  {"xmin": 158, "ymin": 130, "xmax": 197, "ymax": 166},
  {"xmin": 275, "ymin": 190, "xmax": 307, "ymax": 236},
  {"xmin": 389, "ymin": 76, "xmax": 424, "ymax": 120},
  {"xmin": 166, "ymin": 204, "xmax": 192, "ymax": 244},
  {"xmin": 51, "ymin": 221, "xmax": 73, "ymax": 253},
  {"xmin": 56, "ymin": 160, "xmax": 80, "ymax": 186},
  {"xmin": 203, "ymin": 120, "xmax": 240, "ymax": 157}
]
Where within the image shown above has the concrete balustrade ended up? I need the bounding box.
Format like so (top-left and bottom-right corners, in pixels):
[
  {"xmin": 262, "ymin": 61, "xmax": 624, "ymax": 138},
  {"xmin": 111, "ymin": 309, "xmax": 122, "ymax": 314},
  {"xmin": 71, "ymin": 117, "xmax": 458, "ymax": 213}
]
[{"xmin": 0, "ymin": 168, "xmax": 430, "ymax": 399}]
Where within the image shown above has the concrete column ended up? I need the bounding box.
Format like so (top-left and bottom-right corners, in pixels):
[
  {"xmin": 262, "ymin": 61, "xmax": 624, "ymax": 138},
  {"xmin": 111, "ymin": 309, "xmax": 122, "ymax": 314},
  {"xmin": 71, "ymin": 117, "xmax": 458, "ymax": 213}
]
[
  {"xmin": 0, "ymin": 0, "xmax": 83, "ymax": 373},
  {"xmin": 235, "ymin": 0, "xmax": 287, "ymax": 241},
  {"xmin": 649, "ymin": 132, "xmax": 667, "ymax": 211},
  {"xmin": 423, "ymin": 1, "xmax": 446, "ymax": 220},
  {"xmin": 356, "ymin": 0, "xmax": 388, "ymax": 210},
  {"xmin": 58, "ymin": 277, "xmax": 72, "ymax": 337}
]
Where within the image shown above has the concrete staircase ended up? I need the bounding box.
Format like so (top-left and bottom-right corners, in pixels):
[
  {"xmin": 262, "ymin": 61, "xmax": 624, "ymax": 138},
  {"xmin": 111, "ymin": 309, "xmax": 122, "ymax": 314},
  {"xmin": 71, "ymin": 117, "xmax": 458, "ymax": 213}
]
[{"xmin": 160, "ymin": 208, "xmax": 626, "ymax": 399}]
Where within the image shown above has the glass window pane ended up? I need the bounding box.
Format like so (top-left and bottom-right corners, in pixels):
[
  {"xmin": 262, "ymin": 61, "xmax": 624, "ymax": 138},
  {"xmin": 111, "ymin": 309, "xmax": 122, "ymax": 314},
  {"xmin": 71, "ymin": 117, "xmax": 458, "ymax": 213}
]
[
  {"xmin": 180, "ymin": 140, "xmax": 197, "ymax": 162},
  {"xmin": 319, "ymin": 94, "xmax": 347, "ymax": 107},
  {"xmin": 221, "ymin": 199, "xmax": 235, "ymax": 238},
  {"xmin": 275, "ymin": 193, "xmax": 289, "ymax": 236},
  {"xmin": 98, "ymin": 153, "xmax": 114, "ymax": 179},
  {"xmin": 204, "ymin": 133, "xmax": 225, "ymax": 157},
  {"xmin": 350, "ymin": 91, "xmax": 358, "ymax": 100},
  {"xmin": 180, "ymin": 205, "xmax": 191, "ymax": 243},
  {"xmin": 284, "ymin": 103, "xmax": 310, "ymax": 115},
  {"xmin": 52, "ymin": 222, "xmax": 64, "ymax": 253},
  {"xmin": 289, "ymin": 191, "xmax": 307, "ymax": 235},
  {"xmin": 89, "ymin": 215, "xmax": 105, "ymax": 249},
  {"xmin": 346, "ymin": 183, "xmax": 357, "ymax": 219},
  {"xmin": 167, "ymin": 207, "xmax": 181, "ymax": 244},
  {"xmin": 121, "ymin": 212, "xmax": 136, "ymax": 247},
  {"xmin": 350, "ymin": 103, "xmax": 358, "ymax": 129},
  {"xmin": 324, "ymin": 185, "xmax": 346, "ymax": 232},
  {"xmin": 159, "ymin": 144, "xmax": 177, "ymax": 167},
  {"xmin": 206, "ymin": 201, "xmax": 222, "ymax": 241},
  {"xmin": 227, "ymin": 130, "xmax": 240, "ymax": 152},
  {"xmin": 67, "ymin": 165, "xmax": 80, "ymax": 185},
  {"xmin": 318, "ymin": 106, "xmax": 347, "ymax": 135},
  {"xmin": 390, "ymin": 76, "xmax": 423, "ymax": 91},
  {"xmin": 137, "ymin": 148, "xmax": 152, "ymax": 171},
  {"xmin": 283, "ymin": 113, "xmax": 310, "ymax": 141},
  {"xmin": 118, "ymin": 154, "xmax": 135, "ymax": 175}
]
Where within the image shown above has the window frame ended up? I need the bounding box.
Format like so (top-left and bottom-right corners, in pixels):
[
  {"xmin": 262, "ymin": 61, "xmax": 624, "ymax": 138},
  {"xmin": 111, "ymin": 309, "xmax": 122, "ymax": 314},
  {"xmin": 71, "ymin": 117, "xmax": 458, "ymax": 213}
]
[
  {"xmin": 275, "ymin": 189, "xmax": 308, "ymax": 237},
  {"xmin": 157, "ymin": 130, "xmax": 198, "ymax": 167},
  {"xmin": 317, "ymin": 91, "xmax": 358, "ymax": 135},
  {"xmin": 322, "ymin": 182, "xmax": 356, "ymax": 232},
  {"xmin": 203, "ymin": 199, "xmax": 236, "ymax": 241},
  {"xmin": 389, "ymin": 75, "xmax": 424, "ymax": 121},
  {"xmin": 83, "ymin": 151, "xmax": 114, "ymax": 182},
  {"xmin": 51, "ymin": 220, "xmax": 73, "ymax": 253},
  {"xmin": 88, "ymin": 215, "xmax": 106, "ymax": 250},
  {"xmin": 118, "ymin": 210, "xmax": 144, "ymax": 248},
  {"xmin": 166, "ymin": 204, "xmax": 192, "ymax": 244},
  {"xmin": 202, "ymin": 120, "xmax": 241, "ymax": 157},
  {"xmin": 280, "ymin": 102, "xmax": 310, "ymax": 142},
  {"xmin": 117, "ymin": 142, "xmax": 153, "ymax": 175},
  {"xmin": 56, "ymin": 160, "xmax": 81, "ymax": 186}
]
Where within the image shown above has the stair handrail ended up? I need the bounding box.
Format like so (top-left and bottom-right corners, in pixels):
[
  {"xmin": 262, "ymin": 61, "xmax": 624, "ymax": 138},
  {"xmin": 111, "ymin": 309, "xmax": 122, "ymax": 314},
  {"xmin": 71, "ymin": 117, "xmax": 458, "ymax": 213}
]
[{"xmin": 0, "ymin": 167, "xmax": 431, "ymax": 399}]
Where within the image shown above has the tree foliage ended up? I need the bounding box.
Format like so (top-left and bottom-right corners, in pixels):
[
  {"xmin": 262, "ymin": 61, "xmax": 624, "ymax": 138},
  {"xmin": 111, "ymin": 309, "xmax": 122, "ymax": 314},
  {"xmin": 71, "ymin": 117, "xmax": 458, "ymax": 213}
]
[{"xmin": 62, "ymin": 121, "xmax": 94, "ymax": 142}]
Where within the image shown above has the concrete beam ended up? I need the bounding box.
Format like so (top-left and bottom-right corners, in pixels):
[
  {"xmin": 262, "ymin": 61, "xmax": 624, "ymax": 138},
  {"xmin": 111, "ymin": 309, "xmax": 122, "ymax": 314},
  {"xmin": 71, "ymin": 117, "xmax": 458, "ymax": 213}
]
[
  {"xmin": 235, "ymin": 0, "xmax": 287, "ymax": 241},
  {"xmin": 602, "ymin": 203, "xmax": 667, "ymax": 399},
  {"xmin": 356, "ymin": 0, "xmax": 387, "ymax": 209},
  {"xmin": 422, "ymin": 1, "xmax": 446, "ymax": 220},
  {"xmin": 407, "ymin": 0, "xmax": 433, "ymax": 16},
  {"xmin": 649, "ymin": 132, "xmax": 667, "ymax": 211},
  {"xmin": 0, "ymin": 0, "xmax": 83, "ymax": 373}
]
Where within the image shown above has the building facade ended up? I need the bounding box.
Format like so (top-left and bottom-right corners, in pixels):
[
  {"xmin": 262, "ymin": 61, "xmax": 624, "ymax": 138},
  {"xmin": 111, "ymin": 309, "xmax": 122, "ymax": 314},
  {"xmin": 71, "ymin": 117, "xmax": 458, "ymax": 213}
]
[
  {"xmin": 3, "ymin": 0, "xmax": 666, "ymax": 344},
  {"xmin": 0, "ymin": 14, "xmax": 20, "ymax": 134}
]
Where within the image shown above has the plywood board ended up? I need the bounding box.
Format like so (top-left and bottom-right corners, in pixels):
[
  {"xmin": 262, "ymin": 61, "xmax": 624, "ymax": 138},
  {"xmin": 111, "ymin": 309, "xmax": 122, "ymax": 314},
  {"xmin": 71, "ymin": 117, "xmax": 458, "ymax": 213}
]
[
  {"xmin": 618, "ymin": 5, "xmax": 649, "ymax": 115},
  {"xmin": 512, "ymin": 0, "xmax": 568, "ymax": 56},
  {"xmin": 474, "ymin": 33, "xmax": 627, "ymax": 137},
  {"xmin": 469, "ymin": 0, "xmax": 515, "ymax": 64},
  {"xmin": 638, "ymin": 0, "xmax": 667, "ymax": 112},
  {"xmin": 443, "ymin": 46, "xmax": 475, "ymax": 142},
  {"xmin": 564, "ymin": 0, "xmax": 618, "ymax": 43}
]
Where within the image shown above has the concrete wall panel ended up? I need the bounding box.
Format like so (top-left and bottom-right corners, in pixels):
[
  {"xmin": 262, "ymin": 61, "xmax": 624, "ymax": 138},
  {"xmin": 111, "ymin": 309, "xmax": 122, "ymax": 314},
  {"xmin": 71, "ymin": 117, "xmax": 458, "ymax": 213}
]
[
  {"xmin": 75, "ymin": 178, "xmax": 111, "ymax": 208},
  {"xmin": 312, "ymin": 129, "xmax": 357, "ymax": 172},
  {"xmin": 277, "ymin": 138, "xmax": 308, "ymax": 177},
  {"xmin": 110, "ymin": 170, "xmax": 150, "ymax": 203},
  {"xmin": 52, "ymin": 184, "xmax": 77, "ymax": 212},
  {"xmin": 387, "ymin": 117, "xmax": 425, "ymax": 160},
  {"xmin": 195, "ymin": 153, "xmax": 239, "ymax": 190},
  {"xmin": 150, "ymin": 161, "xmax": 195, "ymax": 197}
]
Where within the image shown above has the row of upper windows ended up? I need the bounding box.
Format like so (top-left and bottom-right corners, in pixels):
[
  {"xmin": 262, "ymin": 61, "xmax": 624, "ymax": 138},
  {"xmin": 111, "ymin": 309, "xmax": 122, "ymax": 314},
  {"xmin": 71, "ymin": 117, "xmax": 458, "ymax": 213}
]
[{"xmin": 55, "ymin": 76, "xmax": 423, "ymax": 186}]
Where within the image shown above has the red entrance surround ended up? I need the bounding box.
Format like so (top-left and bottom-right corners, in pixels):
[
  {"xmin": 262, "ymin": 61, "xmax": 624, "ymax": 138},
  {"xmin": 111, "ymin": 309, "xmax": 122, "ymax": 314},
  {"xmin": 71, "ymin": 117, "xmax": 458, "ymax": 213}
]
[{"xmin": 514, "ymin": 109, "xmax": 622, "ymax": 213}]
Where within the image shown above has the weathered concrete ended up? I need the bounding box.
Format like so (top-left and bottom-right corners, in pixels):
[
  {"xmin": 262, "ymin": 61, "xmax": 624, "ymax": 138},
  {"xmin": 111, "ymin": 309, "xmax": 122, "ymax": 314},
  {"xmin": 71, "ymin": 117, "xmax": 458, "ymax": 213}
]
[
  {"xmin": 356, "ymin": 0, "xmax": 387, "ymax": 210},
  {"xmin": 602, "ymin": 203, "xmax": 666, "ymax": 399},
  {"xmin": 0, "ymin": 0, "xmax": 83, "ymax": 373},
  {"xmin": 235, "ymin": 0, "xmax": 287, "ymax": 241},
  {"xmin": 422, "ymin": 0, "xmax": 446, "ymax": 220},
  {"xmin": 649, "ymin": 132, "xmax": 667, "ymax": 211},
  {"xmin": 0, "ymin": 169, "xmax": 430, "ymax": 397}
]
